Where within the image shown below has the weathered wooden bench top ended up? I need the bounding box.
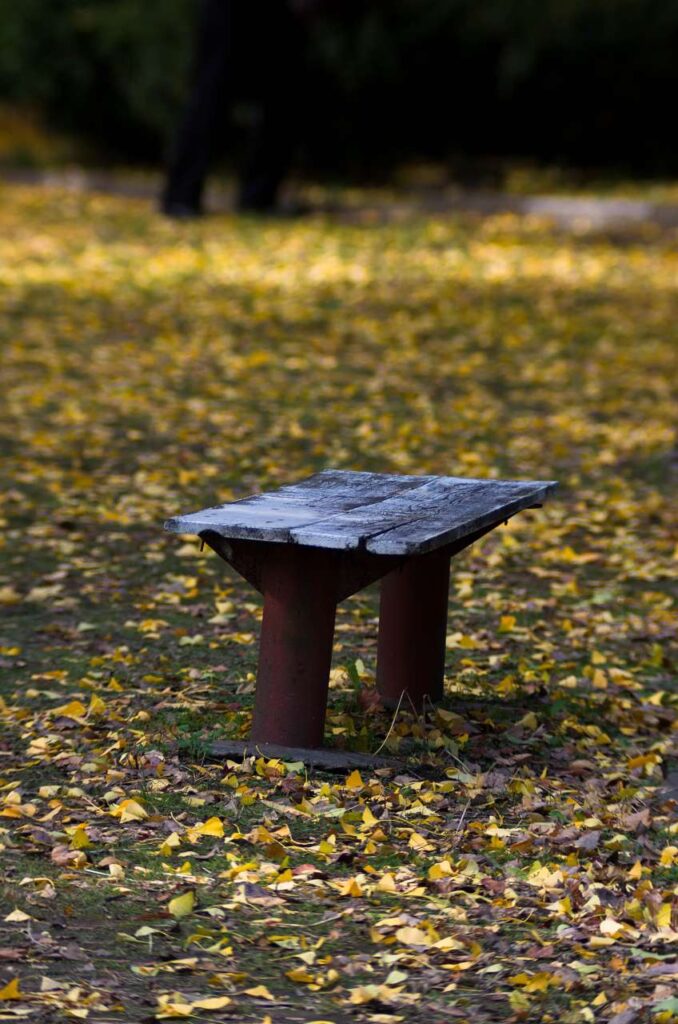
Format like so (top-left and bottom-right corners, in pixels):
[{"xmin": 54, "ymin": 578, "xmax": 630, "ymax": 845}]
[{"xmin": 164, "ymin": 470, "xmax": 557, "ymax": 557}]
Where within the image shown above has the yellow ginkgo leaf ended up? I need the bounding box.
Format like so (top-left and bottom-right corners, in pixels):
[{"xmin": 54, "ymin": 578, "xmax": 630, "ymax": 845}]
[
  {"xmin": 191, "ymin": 996, "xmax": 233, "ymax": 1010},
  {"xmin": 361, "ymin": 806, "xmax": 379, "ymax": 829},
  {"xmin": 168, "ymin": 890, "xmax": 195, "ymax": 918},
  {"xmin": 0, "ymin": 978, "xmax": 21, "ymax": 1001},
  {"xmin": 286, "ymin": 967, "xmax": 314, "ymax": 984},
  {"xmin": 338, "ymin": 877, "xmax": 363, "ymax": 898},
  {"xmin": 428, "ymin": 860, "xmax": 454, "ymax": 881},
  {"xmin": 4, "ymin": 909, "xmax": 32, "ymax": 922},
  {"xmin": 115, "ymin": 798, "xmax": 148, "ymax": 823},
  {"xmin": 349, "ymin": 984, "xmax": 400, "ymax": 1005},
  {"xmin": 656, "ymin": 903, "xmax": 673, "ymax": 929},
  {"xmin": 51, "ymin": 700, "xmax": 87, "ymax": 721},
  {"xmin": 408, "ymin": 831, "xmax": 432, "ymax": 852},
  {"xmin": 244, "ymin": 985, "xmax": 274, "ymax": 1000},
  {"xmin": 159, "ymin": 833, "xmax": 182, "ymax": 856},
  {"xmin": 88, "ymin": 693, "xmax": 106, "ymax": 716},
  {"xmin": 395, "ymin": 926, "xmax": 432, "ymax": 947},
  {"xmin": 199, "ymin": 816, "xmax": 224, "ymax": 837},
  {"xmin": 659, "ymin": 846, "xmax": 677, "ymax": 867},
  {"xmin": 155, "ymin": 994, "xmax": 192, "ymax": 1018},
  {"xmin": 69, "ymin": 825, "xmax": 91, "ymax": 850},
  {"xmin": 376, "ymin": 872, "xmax": 396, "ymax": 892},
  {"xmin": 345, "ymin": 770, "xmax": 363, "ymax": 790}
]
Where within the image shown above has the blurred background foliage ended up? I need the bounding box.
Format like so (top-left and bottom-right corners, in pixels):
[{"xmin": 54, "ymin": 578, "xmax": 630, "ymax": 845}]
[{"xmin": 0, "ymin": 0, "xmax": 676, "ymax": 177}]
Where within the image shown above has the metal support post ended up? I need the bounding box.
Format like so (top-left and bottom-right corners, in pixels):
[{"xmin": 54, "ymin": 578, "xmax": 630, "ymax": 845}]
[
  {"xmin": 252, "ymin": 545, "xmax": 338, "ymax": 747},
  {"xmin": 376, "ymin": 548, "xmax": 451, "ymax": 708}
]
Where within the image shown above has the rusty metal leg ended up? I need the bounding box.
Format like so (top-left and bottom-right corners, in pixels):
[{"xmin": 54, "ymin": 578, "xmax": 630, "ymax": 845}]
[
  {"xmin": 376, "ymin": 548, "xmax": 451, "ymax": 708},
  {"xmin": 251, "ymin": 546, "xmax": 338, "ymax": 748}
]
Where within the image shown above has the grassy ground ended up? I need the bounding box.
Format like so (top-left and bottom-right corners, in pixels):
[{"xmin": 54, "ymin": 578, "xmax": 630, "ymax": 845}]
[{"xmin": 0, "ymin": 182, "xmax": 676, "ymax": 1023}]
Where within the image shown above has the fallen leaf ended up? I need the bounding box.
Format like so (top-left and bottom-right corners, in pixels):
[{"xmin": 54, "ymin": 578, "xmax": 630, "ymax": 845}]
[{"xmin": 168, "ymin": 891, "xmax": 195, "ymax": 919}]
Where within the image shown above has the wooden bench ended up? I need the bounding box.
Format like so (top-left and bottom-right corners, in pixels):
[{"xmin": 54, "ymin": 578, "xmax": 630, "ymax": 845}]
[{"xmin": 165, "ymin": 471, "xmax": 556, "ymax": 748}]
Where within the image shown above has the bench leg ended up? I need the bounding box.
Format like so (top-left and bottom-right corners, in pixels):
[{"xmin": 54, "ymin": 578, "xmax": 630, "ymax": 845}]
[
  {"xmin": 376, "ymin": 549, "xmax": 451, "ymax": 708},
  {"xmin": 251, "ymin": 546, "xmax": 337, "ymax": 748}
]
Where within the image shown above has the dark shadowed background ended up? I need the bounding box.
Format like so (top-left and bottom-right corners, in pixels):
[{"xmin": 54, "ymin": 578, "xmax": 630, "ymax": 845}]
[{"xmin": 1, "ymin": 0, "xmax": 677, "ymax": 180}]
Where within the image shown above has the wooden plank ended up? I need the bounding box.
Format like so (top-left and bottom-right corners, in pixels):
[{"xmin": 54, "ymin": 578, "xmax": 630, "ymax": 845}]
[
  {"xmin": 365, "ymin": 479, "xmax": 557, "ymax": 555},
  {"xmin": 208, "ymin": 739, "xmax": 399, "ymax": 771},
  {"xmin": 166, "ymin": 504, "xmax": 322, "ymax": 543},
  {"xmin": 164, "ymin": 470, "xmax": 433, "ymax": 544}
]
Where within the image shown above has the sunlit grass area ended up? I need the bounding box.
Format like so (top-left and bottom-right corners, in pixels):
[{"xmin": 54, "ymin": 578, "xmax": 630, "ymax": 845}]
[{"xmin": 0, "ymin": 183, "xmax": 676, "ymax": 1022}]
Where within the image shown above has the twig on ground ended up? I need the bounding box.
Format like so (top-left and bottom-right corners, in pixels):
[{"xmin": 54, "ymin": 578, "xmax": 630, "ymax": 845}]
[{"xmin": 373, "ymin": 688, "xmax": 407, "ymax": 756}]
